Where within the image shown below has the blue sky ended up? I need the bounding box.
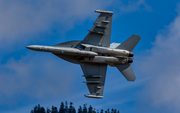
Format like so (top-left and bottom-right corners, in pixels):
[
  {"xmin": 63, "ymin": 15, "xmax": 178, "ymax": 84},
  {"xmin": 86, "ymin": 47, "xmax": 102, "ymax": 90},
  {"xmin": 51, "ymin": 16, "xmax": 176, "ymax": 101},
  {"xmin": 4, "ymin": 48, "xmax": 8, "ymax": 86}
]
[{"xmin": 1, "ymin": 0, "xmax": 180, "ymax": 113}]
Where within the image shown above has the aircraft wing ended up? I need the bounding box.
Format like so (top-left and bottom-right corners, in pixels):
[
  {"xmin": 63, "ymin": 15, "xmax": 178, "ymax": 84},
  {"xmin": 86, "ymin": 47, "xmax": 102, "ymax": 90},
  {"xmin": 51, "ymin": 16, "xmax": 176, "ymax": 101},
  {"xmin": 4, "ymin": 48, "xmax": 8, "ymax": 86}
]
[
  {"xmin": 80, "ymin": 63, "xmax": 107, "ymax": 98},
  {"xmin": 81, "ymin": 10, "xmax": 113, "ymax": 47}
]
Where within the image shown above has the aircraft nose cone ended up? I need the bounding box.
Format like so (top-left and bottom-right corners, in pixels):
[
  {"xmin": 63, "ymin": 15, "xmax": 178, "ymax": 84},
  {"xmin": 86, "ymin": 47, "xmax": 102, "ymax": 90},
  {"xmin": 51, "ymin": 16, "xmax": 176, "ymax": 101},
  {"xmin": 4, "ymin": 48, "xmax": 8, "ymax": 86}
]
[
  {"xmin": 26, "ymin": 45, "xmax": 39, "ymax": 50},
  {"xmin": 26, "ymin": 45, "xmax": 35, "ymax": 49},
  {"xmin": 26, "ymin": 46, "xmax": 31, "ymax": 49}
]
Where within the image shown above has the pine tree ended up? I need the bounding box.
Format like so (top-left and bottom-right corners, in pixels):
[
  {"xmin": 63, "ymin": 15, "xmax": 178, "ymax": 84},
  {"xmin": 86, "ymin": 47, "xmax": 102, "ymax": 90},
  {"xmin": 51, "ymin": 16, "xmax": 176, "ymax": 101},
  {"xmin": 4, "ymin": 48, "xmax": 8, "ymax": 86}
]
[
  {"xmin": 88, "ymin": 105, "xmax": 93, "ymax": 113},
  {"xmin": 65, "ymin": 101, "xmax": 69, "ymax": 113},
  {"xmin": 72, "ymin": 105, "xmax": 76, "ymax": 113},
  {"xmin": 83, "ymin": 104, "xmax": 87, "ymax": 113},
  {"xmin": 100, "ymin": 109, "xmax": 103, "ymax": 113},
  {"xmin": 111, "ymin": 109, "xmax": 114, "ymax": 113},
  {"xmin": 31, "ymin": 104, "xmax": 45, "ymax": 113},
  {"xmin": 51, "ymin": 106, "xmax": 58, "ymax": 113},
  {"xmin": 69, "ymin": 102, "xmax": 74, "ymax": 113},
  {"xmin": 30, "ymin": 109, "xmax": 34, "ymax": 113},
  {"xmin": 40, "ymin": 107, "xmax": 45, "ymax": 113},
  {"xmin": 30, "ymin": 102, "xmax": 120, "ymax": 113},
  {"xmin": 47, "ymin": 108, "xmax": 51, "ymax": 113},
  {"xmin": 78, "ymin": 106, "xmax": 83, "ymax": 113},
  {"xmin": 92, "ymin": 108, "xmax": 96, "ymax": 113},
  {"xmin": 59, "ymin": 102, "xmax": 65, "ymax": 113},
  {"xmin": 33, "ymin": 104, "xmax": 39, "ymax": 113}
]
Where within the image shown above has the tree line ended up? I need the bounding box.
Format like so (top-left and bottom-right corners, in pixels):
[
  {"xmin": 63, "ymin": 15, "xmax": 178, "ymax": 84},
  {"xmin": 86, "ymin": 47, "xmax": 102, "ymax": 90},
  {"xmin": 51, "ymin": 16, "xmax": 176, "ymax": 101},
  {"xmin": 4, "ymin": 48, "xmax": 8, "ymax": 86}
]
[{"xmin": 30, "ymin": 101, "xmax": 120, "ymax": 113}]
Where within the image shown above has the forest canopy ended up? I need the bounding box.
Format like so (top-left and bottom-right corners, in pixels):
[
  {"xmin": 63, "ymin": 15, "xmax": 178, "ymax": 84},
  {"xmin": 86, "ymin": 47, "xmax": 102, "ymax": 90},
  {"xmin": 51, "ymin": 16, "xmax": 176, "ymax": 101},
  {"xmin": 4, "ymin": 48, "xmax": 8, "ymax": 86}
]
[{"xmin": 30, "ymin": 101, "xmax": 120, "ymax": 113}]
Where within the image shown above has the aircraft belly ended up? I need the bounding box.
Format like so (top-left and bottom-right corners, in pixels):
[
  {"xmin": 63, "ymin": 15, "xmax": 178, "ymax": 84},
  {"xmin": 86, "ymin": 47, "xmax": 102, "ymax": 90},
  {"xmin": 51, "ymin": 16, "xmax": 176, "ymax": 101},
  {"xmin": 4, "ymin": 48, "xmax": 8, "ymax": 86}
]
[{"xmin": 79, "ymin": 56, "xmax": 129, "ymax": 65}]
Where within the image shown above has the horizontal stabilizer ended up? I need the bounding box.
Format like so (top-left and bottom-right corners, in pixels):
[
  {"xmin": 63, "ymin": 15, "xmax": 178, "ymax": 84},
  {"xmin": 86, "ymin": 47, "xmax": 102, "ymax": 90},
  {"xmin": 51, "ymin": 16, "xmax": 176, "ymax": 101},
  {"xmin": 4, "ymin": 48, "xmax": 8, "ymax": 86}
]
[
  {"xmin": 116, "ymin": 35, "xmax": 141, "ymax": 51},
  {"xmin": 116, "ymin": 64, "xmax": 136, "ymax": 81}
]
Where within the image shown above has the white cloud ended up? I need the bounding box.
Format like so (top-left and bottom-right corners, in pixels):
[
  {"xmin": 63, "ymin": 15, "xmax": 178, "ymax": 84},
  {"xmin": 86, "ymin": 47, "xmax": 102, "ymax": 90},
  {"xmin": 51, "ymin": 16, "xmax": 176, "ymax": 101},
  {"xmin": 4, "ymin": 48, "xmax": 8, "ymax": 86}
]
[
  {"xmin": 0, "ymin": 0, "xmax": 111, "ymax": 45},
  {"xmin": 137, "ymin": 3, "xmax": 180, "ymax": 113},
  {"xmin": 0, "ymin": 52, "xmax": 82, "ymax": 107},
  {"xmin": 0, "ymin": 0, "xmax": 151, "ymax": 46}
]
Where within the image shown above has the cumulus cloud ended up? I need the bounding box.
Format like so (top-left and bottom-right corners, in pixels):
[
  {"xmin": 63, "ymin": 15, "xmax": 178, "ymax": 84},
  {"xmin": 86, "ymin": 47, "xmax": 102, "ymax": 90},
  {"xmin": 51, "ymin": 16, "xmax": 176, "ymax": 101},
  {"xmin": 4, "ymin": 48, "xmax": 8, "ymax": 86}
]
[
  {"xmin": 0, "ymin": 0, "xmax": 111, "ymax": 45},
  {"xmin": 0, "ymin": 0, "xmax": 151, "ymax": 46},
  {"xmin": 137, "ymin": 3, "xmax": 180, "ymax": 113},
  {"xmin": 0, "ymin": 53, "xmax": 81, "ymax": 107}
]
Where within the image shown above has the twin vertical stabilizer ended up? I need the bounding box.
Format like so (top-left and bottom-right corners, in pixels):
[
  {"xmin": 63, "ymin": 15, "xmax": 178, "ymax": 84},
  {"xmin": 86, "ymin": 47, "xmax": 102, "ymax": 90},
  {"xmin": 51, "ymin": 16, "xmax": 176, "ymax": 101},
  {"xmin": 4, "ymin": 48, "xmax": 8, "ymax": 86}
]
[
  {"xmin": 115, "ymin": 35, "xmax": 141, "ymax": 81},
  {"xmin": 116, "ymin": 35, "xmax": 141, "ymax": 51}
]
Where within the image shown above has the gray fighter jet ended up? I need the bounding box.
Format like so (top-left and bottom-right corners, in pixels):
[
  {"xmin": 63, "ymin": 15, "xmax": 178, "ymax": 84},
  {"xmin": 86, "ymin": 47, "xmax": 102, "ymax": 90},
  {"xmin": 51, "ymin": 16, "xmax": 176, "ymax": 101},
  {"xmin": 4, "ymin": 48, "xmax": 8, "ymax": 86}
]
[{"xmin": 26, "ymin": 10, "xmax": 141, "ymax": 99}]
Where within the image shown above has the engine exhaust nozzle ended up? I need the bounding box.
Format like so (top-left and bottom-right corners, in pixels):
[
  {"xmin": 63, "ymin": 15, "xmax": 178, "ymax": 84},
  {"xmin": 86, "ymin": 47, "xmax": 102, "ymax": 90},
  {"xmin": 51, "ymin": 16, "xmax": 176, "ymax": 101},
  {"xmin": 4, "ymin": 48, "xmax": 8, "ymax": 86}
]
[
  {"xmin": 128, "ymin": 58, "xmax": 133, "ymax": 63},
  {"xmin": 128, "ymin": 52, "xmax": 134, "ymax": 57}
]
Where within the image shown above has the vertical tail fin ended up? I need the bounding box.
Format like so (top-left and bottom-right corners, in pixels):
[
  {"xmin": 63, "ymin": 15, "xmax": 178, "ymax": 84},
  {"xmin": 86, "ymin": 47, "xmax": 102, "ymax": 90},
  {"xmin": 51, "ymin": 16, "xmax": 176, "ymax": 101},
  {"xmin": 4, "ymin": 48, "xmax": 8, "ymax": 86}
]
[
  {"xmin": 116, "ymin": 64, "xmax": 136, "ymax": 81},
  {"xmin": 116, "ymin": 35, "xmax": 141, "ymax": 51}
]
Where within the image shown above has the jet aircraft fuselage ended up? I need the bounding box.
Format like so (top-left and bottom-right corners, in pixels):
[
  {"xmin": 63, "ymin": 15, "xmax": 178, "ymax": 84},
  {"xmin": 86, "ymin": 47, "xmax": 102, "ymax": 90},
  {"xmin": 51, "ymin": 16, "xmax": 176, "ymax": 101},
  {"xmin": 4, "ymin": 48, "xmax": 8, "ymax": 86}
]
[
  {"xmin": 26, "ymin": 44, "xmax": 133, "ymax": 66},
  {"xmin": 26, "ymin": 10, "xmax": 141, "ymax": 99}
]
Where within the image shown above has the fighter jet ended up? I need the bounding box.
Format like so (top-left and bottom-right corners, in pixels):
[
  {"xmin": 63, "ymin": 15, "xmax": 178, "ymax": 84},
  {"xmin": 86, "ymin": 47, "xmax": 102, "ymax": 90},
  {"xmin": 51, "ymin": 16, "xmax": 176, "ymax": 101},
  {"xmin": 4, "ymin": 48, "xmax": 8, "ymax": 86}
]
[{"xmin": 26, "ymin": 10, "xmax": 141, "ymax": 99}]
